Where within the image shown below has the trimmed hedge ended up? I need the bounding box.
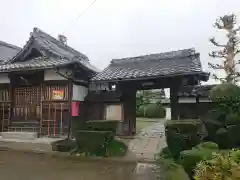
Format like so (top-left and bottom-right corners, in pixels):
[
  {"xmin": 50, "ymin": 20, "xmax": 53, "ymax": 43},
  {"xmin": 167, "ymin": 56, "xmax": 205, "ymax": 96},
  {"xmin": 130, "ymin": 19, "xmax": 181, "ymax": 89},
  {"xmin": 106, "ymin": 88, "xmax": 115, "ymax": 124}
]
[
  {"xmin": 76, "ymin": 130, "xmax": 113, "ymax": 156},
  {"xmin": 156, "ymin": 148, "xmax": 190, "ymax": 180},
  {"xmin": 51, "ymin": 139, "xmax": 76, "ymax": 152},
  {"xmin": 165, "ymin": 120, "xmax": 203, "ymax": 158},
  {"xmin": 136, "ymin": 103, "xmax": 166, "ymax": 118},
  {"xmin": 86, "ymin": 120, "xmax": 119, "ymax": 135},
  {"xmin": 195, "ymin": 141, "xmax": 219, "ymax": 150},
  {"xmin": 179, "ymin": 147, "xmax": 214, "ymax": 177}
]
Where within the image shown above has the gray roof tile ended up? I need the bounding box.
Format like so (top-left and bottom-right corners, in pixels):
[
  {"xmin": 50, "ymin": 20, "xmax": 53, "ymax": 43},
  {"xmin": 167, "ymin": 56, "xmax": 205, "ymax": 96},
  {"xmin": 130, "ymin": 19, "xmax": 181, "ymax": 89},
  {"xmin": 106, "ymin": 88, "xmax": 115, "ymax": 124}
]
[
  {"xmin": 0, "ymin": 41, "xmax": 21, "ymax": 63},
  {"xmin": 5, "ymin": 27, "xmax": 99, "ymax": 73},
  {"xmin": 178, "ymin": 85, "xmax": 215, "ymax": 97},
  {"xmin": 0, "ymin": 57, "xmax": 71, "ymax": 72},
  {"xmin": 91, "ymin": 48, "xmax": 206, "ymax": 82}
]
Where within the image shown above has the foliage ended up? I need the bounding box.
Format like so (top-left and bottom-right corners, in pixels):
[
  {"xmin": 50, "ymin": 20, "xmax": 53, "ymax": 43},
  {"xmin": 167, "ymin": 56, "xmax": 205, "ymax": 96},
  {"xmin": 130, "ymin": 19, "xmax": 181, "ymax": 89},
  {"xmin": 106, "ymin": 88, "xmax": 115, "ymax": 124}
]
[
  {"xmin": 201, "ymin": 84, "xmax": 240, "ymax": 148},
  {"xmin": 103, "ymin": 139, "xmax": 128, "ymax": 157},
  {"xmin": 136, "ymin": 103, "xmax": 165, "ymax": 118},
  {"xmin": 136, "ymin": 89, "xmax": 165, "ymax": 112},
  {"xmin": 208, "ymin": 14, "xmax": 240, "ymax": 83},
  {"xmin": 195, "ymin": 141, "xmax": 219, "ymax": 150},
  {"xmin": 51, "ymin": 139, "xmax": 76, "ymax": 152},
  {"xmin": 155, "ymin": 148, "xmax": 190, "ymax": 180},
  {"xmin": 86, "ymin": 120, "xmax": 119, "ymax": 135},
  {"xmin": 144, "ymin": 103, "xmax": 166, "ymax": 118},
  {"xmin": 165, "ymin": 120, "xmax": 203, "ymax": 159},
  {"xmin": 71, "ymin": 116, "xmax": 87, "ymax": 137},
  {"xmin": 75, "ymin": 130, "xmax": 113, "ymax": 156},
  {"xmin": 194, "ymin": 149, "xmax": 240, "ymax": 180},
  {"xmin": 179, "ymin": 145, "xmax": 216, "ymax": 177}
]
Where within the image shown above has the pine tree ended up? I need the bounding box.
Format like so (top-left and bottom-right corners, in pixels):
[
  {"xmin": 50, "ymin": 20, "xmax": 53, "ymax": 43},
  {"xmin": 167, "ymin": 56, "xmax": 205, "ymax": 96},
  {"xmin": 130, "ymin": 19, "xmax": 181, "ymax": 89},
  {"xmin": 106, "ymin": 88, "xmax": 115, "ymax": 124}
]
[{"xmin": 208, "ymin": 14, "xmax": 240, "ymax": 84}]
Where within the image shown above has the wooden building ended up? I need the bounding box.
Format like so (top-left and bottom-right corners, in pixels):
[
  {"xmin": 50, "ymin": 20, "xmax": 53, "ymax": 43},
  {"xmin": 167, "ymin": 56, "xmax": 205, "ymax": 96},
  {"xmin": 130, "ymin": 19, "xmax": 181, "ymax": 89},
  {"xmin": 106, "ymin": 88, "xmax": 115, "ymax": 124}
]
[
  {"xmin": 0, "ymin": 28, "xmax": 98, "ymax": 137},
  {"xmin": 0, "ymin": 27, "xmax": 210, "ymax": 137},
  {"xmin": 177, "ymin": 84, "xmax": 215, "ymax": 119},
  {"xmin": 87, "ymin": 49, "xmax": 209, "ymax": 135}
]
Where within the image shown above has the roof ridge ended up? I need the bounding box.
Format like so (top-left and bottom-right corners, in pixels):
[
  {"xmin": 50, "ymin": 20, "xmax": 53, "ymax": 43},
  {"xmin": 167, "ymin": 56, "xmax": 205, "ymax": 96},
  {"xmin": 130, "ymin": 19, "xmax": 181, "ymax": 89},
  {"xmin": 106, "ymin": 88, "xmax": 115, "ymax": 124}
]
[
  {"xmin": 111, "ymin": 48, "xmax": 197, "ymax": 64},
  {"xmin": 0, "ymin": 40, "xmax": 21, "ymax": 51},
  {"xmin": 33, "ymin": 27, "xmax": 88, "ymax": 60}
]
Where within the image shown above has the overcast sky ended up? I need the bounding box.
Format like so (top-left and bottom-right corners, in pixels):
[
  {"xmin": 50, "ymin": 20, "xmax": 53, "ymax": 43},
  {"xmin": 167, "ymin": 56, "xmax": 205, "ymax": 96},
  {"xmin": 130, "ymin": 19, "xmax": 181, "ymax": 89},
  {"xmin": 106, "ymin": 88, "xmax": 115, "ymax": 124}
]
[{"xmin": 1, "ymin": 0, "xmax": 240, "ymax": 85}]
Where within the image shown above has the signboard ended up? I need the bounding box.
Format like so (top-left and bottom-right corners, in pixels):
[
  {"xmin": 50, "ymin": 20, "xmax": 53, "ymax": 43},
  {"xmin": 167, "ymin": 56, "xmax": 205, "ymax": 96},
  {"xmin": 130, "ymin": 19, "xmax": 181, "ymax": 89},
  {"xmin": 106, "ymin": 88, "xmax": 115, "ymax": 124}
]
[
  {"xmin": 52, "ymin": 90, "xmax": 64, "ymax": 100},
  {"xmin": 72, "ymin": 102, "xmax": 80, "ymax": 116}
]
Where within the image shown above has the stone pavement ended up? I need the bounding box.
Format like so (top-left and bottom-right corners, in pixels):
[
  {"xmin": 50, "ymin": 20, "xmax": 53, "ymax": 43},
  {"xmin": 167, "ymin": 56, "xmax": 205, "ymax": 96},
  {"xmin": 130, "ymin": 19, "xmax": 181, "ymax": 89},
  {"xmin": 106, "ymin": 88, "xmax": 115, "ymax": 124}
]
[
  {"xmin": 128, "ymin": 121, "xmax": 166, "ymax": 161},
  {"xmin": 129, "ymin": 121, "xmax": 167, "ymax": 180}
]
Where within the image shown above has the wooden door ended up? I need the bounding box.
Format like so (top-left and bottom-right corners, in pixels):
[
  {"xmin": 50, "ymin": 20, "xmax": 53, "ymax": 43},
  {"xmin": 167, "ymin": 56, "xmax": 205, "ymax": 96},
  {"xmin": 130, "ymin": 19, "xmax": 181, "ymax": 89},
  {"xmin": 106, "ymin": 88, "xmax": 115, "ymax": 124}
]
[
  {"xmin": 104, "ymin": 104, "xmax": 123, "ymax": 121},
  {"xmin": 12, "ymin": 86, "xmax": 41, "ymax": 121}
]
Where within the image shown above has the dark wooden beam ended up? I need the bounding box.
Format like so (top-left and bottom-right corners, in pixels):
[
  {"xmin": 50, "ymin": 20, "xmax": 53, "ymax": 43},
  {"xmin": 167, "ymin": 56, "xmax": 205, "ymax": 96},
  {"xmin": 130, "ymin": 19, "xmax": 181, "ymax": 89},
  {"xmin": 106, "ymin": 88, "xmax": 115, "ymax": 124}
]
[{"xmin": 170, "ymin": 78, "xmax": 182, "ymax": 120}]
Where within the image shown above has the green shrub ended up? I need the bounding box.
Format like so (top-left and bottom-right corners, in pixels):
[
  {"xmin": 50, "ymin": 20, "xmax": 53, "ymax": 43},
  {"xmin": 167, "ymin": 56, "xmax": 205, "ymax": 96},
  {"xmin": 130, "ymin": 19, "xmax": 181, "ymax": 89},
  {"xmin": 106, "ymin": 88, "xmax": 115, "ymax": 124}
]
[
  {"xmin": 195, "ymin": 141, "xmax": 219, "ymax": 150},
  {"xmin": 71, "ymin": 116, "xmax": 87, "ymax": 137},
  {"xmin": 76, "ymin": 130, "xmax": 113, "ymax": 156},
  {"xmin": 86, "ymin": 120, "xmax": 119, "ymax": 134},
  {"xmin": 210, "ymin": 83, "xmax": 240, "ymax": 102},
  {"xmin": 215, "ymin": 125, "xmax": 240, "ymax": 149},
  {"xmin": 194, "ymin": 149, "xmax": 240, "ymax": 180},
  {"xmin": 144, "ymin": 103, "xmax": 166, "ymax": 118},
  {"xmin": 104, "ymin": 139, "xmax": 128, "ymax": 157},
  {"xmin": 226, "ymin": 113, "xmax": 240, "ymax": 126},
  {"xmin": 179, "ymin": 148, "xmax": 214, "ymax": 177},
  {"xmin": 136, "ymin": 105, "xmax": 145, "ymax": 117},
  {"xmin": 51, "ymin": 139, "xmax": 76, "ymax": 152},
  {"xmin": 165, "ymin": 120, "xmax": 203, "ymax": 159},
  {"xmin": 156, "ymin": 156, "xmax": 190, "ymax": 180}
]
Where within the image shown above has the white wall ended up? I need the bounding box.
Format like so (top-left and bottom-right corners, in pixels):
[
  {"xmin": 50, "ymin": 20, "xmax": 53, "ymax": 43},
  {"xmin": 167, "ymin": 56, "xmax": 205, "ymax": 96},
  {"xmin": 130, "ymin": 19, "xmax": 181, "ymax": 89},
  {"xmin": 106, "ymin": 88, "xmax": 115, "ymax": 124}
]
[
  {"xmin": 165, "ymin": 107, "xmax": 171, "ymax": 120},
  {"xmin": 199, "ymin": 97, "xmax": 212, "ymax": 102},
  {"xmin": 178, "ymin": 97, "xmax": 196, "ymax": 103},
  {"xmin": 72, "ymin": 84, "xmax": 88, "ymax": 101},
  {"xmin": 0, "ymin": 74, "xmax": 10, "ymax": 83},
  {"xmin": 44, "ymin": 69, "xmax": 71, "ymax": 81}
]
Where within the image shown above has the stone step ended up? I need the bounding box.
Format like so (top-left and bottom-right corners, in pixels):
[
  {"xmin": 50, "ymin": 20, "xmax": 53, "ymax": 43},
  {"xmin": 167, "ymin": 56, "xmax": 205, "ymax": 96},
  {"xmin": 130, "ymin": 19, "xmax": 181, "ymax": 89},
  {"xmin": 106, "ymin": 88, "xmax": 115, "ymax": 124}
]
[{"xmin": 1, "ymin": 132, "xmax": 37, "ymax": 140}]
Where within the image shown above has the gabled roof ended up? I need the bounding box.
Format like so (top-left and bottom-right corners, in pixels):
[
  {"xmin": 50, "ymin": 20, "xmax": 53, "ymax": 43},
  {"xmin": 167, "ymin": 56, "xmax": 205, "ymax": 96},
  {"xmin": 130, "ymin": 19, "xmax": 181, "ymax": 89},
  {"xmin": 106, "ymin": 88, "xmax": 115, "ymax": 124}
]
[
  {"xmin": 1, "ymin": 27, "xmax": 99, "ymax": 73},
  {"xmin": 0, "ymin": 41, "xmax": 21, "ymax": 63},
  {"xmin": 91, "ymin": 48, "xmax": 209, "ymax": 82}
]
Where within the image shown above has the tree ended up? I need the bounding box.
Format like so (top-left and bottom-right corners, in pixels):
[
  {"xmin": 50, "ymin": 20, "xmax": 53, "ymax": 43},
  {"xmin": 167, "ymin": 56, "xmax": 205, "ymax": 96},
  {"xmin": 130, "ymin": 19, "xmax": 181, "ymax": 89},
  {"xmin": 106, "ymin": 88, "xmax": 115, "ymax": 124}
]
[{"xmin": 208, "ymin": 14, "xmax": 240, "ymax": 84}]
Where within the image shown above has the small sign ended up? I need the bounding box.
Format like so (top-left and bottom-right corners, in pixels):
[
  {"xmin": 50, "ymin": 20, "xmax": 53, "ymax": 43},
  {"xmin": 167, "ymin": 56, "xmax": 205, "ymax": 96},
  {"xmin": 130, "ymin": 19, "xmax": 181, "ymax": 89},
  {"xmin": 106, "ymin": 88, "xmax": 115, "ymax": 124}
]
[
  {"xmin": 52, "ymin": 90, "xmax": 64, "ymax": 100},
  {"xmin": 72, "ymin": 102, "xmax": 80, "ymax": 116}
]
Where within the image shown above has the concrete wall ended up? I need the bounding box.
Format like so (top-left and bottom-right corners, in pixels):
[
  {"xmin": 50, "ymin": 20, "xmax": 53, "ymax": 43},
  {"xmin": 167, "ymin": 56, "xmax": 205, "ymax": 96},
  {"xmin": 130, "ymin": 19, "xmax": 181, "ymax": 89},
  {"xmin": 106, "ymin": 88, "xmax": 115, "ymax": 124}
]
[
  {"xmin": 0, "ymin": 74, "xmax": 10, "ymax": 84},
  {"xmin": 72, "ymin": 84, "xmax": 88, "ymax": 101},
  {"xmin": 44, "ymin": 69, "xmax": 71, "ymax": 81}
]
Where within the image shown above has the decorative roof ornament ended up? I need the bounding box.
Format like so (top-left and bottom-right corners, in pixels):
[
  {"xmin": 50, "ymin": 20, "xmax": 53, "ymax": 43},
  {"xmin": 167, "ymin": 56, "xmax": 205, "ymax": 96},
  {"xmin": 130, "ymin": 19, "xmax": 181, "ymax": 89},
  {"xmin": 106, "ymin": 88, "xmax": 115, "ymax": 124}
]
[{"xmin": 58, "ymin": 35, "xmax": 67, "ymax": 44}]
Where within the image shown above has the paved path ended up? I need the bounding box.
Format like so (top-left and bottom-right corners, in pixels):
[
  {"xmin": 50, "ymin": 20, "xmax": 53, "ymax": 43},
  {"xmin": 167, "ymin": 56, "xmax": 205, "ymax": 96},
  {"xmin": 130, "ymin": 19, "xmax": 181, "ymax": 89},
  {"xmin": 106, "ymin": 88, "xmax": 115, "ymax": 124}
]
[
  {"xmin": 128, "ymin": 121, "xmax": 167, "ymax": 180},
  {"xmin": 129, "ymin": 121, "xmax": 166, "ymax": 161}
]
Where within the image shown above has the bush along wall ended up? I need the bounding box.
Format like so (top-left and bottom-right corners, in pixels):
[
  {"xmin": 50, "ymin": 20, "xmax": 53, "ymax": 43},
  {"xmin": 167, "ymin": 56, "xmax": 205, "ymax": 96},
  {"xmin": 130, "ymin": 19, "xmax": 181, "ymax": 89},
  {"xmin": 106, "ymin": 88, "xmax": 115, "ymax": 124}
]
[
  {"xmin": 165, "ymin": 120, "xmax": 204, "ymax": 159},
  {"xmin": 136, "ymin": 103, "xmax": 166, "ymax": 118},
  {"xmin": 201, "ymin": 83, "xmax": 240, "ymax": 149}
]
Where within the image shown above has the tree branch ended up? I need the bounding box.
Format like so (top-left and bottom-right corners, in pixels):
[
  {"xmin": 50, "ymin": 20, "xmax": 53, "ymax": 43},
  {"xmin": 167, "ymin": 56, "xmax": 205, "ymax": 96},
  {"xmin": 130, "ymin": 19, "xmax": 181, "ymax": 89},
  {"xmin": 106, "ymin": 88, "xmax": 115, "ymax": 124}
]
[
  {"xmin": 209, "ymin": 37, "xmax": 226, "ymax": 47},
  {"xmin": 209, "ymin": 51, "xmax": 227, "ymax": 59},
  {"xmin": 208, "ymin": 62, "xmax": 224, "ymax": 69}
]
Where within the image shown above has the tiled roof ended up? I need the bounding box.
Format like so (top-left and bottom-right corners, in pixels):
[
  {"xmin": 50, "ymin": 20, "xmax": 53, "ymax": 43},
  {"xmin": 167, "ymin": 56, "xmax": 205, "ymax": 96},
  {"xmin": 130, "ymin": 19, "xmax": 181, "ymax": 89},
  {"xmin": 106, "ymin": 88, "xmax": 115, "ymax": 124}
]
[
  {"xmin": 91, "ymin": 48, "xmax": 207, "ymax": 82},
  {"xmin": 0, "ymin": 57, "xmax": 71, "ymax": 72},
  {"xmin": 178, "ymin": 84, "xmax": 216, "ymax": 97},
  {"xmin": 0, "ymin": 41, "xmax": 21, "ymax": 63},
  {"xmin": 4, "ymin": 27, "xmax": 99, "ymax": 72}
]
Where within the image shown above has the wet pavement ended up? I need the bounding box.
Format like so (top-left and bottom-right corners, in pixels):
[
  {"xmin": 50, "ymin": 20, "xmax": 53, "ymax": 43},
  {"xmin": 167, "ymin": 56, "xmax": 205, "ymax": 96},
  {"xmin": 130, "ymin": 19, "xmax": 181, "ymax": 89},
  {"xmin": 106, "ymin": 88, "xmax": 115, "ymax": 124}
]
[
  {"xmin": 0, "ymin": 150, "xmax": 136, "ymax": 180},
  {"xmin": 0, "ymin": 120, "xmax": 166, "ymax": 180},
  {"xmin": 129, "ymin": 121, "xmax": 166, "ymax": 180},
  {"xmin": 129, "ymin": 121, "xmax": 166, "ymax": 161}
]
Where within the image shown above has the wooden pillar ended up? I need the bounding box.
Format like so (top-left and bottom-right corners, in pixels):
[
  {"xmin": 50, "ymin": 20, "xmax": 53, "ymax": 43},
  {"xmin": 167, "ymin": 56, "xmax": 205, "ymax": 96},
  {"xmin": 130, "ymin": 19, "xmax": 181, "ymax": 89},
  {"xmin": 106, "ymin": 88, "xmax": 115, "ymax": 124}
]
[
  {"xmin": 170, "ymin": 79, "xmax": 181, "ymax": 120},
  {"xmin": 122, "ymin": 89, "xmax": 136, "ymax": 136}
]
